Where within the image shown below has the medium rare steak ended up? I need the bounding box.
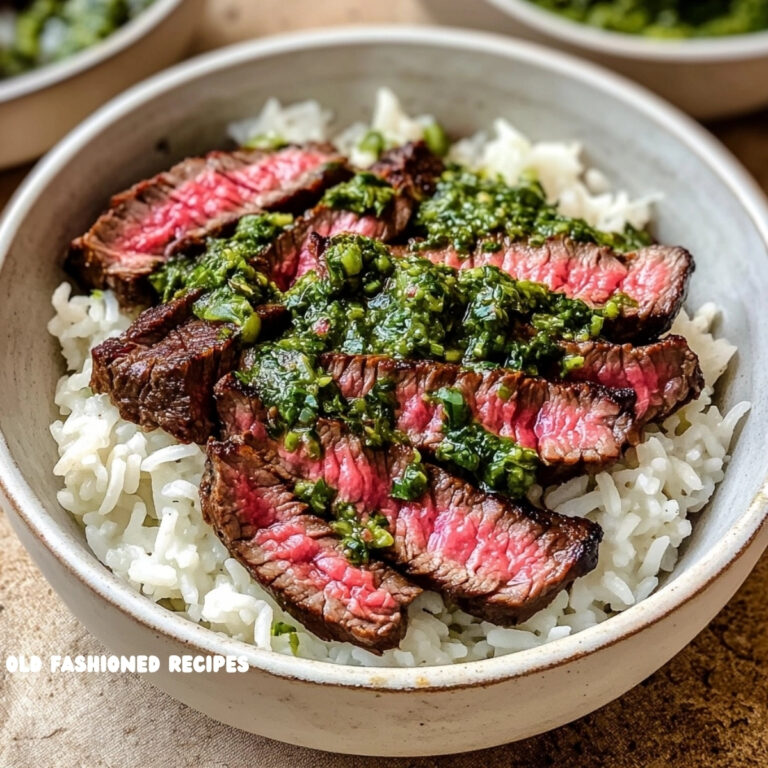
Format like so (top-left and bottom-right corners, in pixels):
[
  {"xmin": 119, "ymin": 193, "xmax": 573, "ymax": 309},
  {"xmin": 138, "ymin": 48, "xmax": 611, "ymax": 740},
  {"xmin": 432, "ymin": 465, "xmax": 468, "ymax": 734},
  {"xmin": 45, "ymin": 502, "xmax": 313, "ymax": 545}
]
[
  {"xmin": 414, "ymin": 237, "xmax": 694, "ymax": 342},
  {"xmin": 258, "ymin": 142, "xmax": 444, "ymax": 289},
  {"xmin": 201, "ymin": 436, "xmax": 421, "ymax": 651},
  {"xmin": 318, "ymin": 353, "xmax": 639, "ymax": 471},
  {"xmin": 211, "ymin": 409, "xmax": 602, "ymax": 626},
  {"xmin": 560, "ymin": 334, "xmax": 704, "ymax": 423},
  {"xmin": 90, "ymin": 293, "xmax": 286, "ymax": 444},
  {"xmin": 67, "ymin": 144, "xmax": 347, "ymax": 306}
]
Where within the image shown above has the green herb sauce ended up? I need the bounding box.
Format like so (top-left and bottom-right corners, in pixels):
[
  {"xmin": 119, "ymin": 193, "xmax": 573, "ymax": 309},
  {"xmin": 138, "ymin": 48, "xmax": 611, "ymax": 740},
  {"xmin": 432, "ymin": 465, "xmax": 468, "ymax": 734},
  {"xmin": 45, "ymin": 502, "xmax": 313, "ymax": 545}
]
[
  {"xmin": 414, "ymin": 167, "xmax": 650, "ymax": 255},
  {"xmin": 329, "ymin": 503, "xmax": 394, "ymax": 565},
  {"xmin": 149, "ymin": 213, "xmax": 291, "ymax": 344},
  {"xmin": 390, "ymin": 451, "xmax": 429, "ymax": 501},
  {"xmin": 321, "ymin": 173, "xmax": 396, "ymax": 217},
  {"xmin": 1, "ymin": 0, "xmax": 155, "ymax": 79},
  {"xmin": 280, "ymin": 234, "xmax": 605, "ymax": 374},
  {"xmin": 526, "ymin": 0, "xmax": 768, "ymax": 37},
  {"xmin": 237, "ymin": 337, "xmax": 401, "ymax": 450},
  {"xmin": 430, "ymin": 387, "xmax": 540, "ymax": 498},
  {"xmin": 293, "ymin": 479, "xmax": 393, "ymax": 565},
  {"xmin": 293, "ymin": 477, "xmax": 336, "ymax": 516}
]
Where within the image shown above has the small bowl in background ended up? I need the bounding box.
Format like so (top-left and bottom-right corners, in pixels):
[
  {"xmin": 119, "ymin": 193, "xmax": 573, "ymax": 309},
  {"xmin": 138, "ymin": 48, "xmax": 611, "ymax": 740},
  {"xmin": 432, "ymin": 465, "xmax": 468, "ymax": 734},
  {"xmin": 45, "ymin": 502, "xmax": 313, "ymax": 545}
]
[
  {"xmin": 0, "ymin": 0, "xmax": 203, "ymax": 169},
  {"xmin": 485, "ymin": 0, "xmax": 768, "ymax": 120}
]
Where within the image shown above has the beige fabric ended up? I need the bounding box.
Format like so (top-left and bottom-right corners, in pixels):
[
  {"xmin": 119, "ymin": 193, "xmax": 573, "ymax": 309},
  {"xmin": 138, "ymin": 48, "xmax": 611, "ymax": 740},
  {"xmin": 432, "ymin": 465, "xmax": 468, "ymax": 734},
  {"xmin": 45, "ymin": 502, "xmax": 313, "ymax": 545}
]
[{"xmin": 1, "ymin": 1, "xmax": 767, "ymax": 765}]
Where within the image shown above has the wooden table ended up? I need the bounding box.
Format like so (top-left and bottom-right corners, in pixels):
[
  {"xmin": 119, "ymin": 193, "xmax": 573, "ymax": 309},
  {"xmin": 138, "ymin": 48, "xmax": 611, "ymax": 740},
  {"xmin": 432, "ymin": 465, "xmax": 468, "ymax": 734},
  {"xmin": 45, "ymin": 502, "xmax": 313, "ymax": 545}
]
[{"xmin": 1, "ymin": 1, "xmax": 766, "ymax": 765}]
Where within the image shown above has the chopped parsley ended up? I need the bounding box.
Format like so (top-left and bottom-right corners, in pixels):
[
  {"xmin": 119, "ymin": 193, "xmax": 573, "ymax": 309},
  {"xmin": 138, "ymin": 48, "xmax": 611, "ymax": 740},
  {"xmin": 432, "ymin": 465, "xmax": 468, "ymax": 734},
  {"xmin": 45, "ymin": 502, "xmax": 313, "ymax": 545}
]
[
  {"xmin": 294, "ymin": 478, "xmax": 337, "ymax": 517},
  {"xmin": 390, "ymin": 452, "xmax": 429, "ymax": 501},
  {"xmin": 330, "ymin": 503, "xmax": 394, "ymax": 565},
  {"xmin": 292, "ymin": 479, "xmax": 394, "ymax": 565}
]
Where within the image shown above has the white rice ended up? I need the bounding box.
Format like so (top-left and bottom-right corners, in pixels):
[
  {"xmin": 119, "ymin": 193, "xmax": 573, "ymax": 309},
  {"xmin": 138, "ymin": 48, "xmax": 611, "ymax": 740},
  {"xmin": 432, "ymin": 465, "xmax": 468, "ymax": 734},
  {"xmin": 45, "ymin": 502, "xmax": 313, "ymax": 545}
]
[{"xmin": 49, "ymin": 91, "xmax": 749, "ymax": 667}]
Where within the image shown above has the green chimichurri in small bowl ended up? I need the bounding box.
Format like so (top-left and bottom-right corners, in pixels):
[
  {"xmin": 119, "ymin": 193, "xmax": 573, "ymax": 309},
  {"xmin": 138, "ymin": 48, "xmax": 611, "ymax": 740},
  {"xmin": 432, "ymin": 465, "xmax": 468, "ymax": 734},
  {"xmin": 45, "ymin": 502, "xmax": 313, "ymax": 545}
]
[
  {"xmin": 485, "ymin": 0, "xmax": 768, "ymax": 118},
  {"xmin": 0, "ymin": 0, "xmax": 156, "ymax": 79},
  {"xmin": 524, "ymin": 0, "xmax": 768, "ymax": 38},
  {"xmin": 0, "ymin": 0, "xmax": 201, "ymax": 168}
]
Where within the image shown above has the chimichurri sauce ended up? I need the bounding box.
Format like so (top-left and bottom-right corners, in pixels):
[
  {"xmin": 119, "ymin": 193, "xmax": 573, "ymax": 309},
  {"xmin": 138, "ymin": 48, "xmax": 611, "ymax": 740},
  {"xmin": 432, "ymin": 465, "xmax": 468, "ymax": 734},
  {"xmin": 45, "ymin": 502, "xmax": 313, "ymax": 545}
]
[
  {"xmin": 430, "ymin": 387, "xmax": 539, "ymax": 498},
  {"xmin": 238, "ymin": 233, "xmax": 613, "ymax": 503},
  {"xmin": 293, "ymin": 478, "xmax": 394, "ymax": 565},
  {"xmin": 526, "ymin": 0, "xmax": 768, "ymax": 37},
  {"xmin": 414, "ymin": 167, "xmax": 650, "ymax": 255},
  {"xmin": 281, "ymin": 234, "xmax": 605, "ymax": 374},
  {"xmin": 321, "ymin": 172, "xmax": 396, "ymax": 217},
  {"xmin": 0, "ymin": 0, "xmax": 156, "ymax": 79},
  {"xmin": 150, "ymin": 213, "xmax": 291, "ymax": 344}
]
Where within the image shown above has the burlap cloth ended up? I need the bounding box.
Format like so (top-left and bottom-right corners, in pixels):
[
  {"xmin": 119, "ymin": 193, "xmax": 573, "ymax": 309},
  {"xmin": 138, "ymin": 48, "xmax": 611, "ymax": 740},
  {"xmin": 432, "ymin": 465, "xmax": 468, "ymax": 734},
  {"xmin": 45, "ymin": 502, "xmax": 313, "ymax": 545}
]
[{"xmin": 1, "ymin": 2, "xmax": 766, "ymax": 764}]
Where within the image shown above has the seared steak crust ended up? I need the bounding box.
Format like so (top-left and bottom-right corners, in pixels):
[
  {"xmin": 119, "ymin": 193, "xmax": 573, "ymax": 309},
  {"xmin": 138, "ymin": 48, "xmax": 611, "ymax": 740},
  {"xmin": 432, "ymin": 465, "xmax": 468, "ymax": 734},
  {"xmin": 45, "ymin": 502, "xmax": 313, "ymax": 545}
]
[
  {"xmin": 319, "ymin": 353, "xmax": 639, "ymax": 471},
  {"xmin": 561, "ymin": 334, "xmax": 704, "ymax": 424},
  {"xmin": 90, "ymin": 294, "xmax": 286, "ymax": 443},
  {"xmin": 201, "ymin": 436, "xmax": 421, "ymax": 651},
  {"xmin": 67, "ymin": 144, "xmax": 348, "ymax": 306}
]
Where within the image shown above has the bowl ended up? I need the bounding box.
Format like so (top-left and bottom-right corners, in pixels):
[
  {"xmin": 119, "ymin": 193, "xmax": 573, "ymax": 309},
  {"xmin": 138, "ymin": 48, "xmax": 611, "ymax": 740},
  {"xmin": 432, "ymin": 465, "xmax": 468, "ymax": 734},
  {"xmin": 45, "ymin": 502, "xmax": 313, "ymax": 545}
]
[
  {"xmin": 484, "ymin": 0, "xmax": 768, "ymax": 120},
  {"xmin": 0, "ymin": 0, "xmax": 203, "ymax": 169},
  {"xmin": 0, "ymin": 27, "xmax": 767, "ymax": 757}
]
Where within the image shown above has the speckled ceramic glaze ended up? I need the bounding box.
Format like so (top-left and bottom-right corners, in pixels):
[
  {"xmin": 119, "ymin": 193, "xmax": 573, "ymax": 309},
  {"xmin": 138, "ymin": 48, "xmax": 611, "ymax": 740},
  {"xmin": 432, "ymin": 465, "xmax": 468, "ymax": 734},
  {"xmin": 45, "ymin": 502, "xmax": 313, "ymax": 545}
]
[
  {"xmin": 486, "ymin": 0, "xmax": 768, "ymax": 119},
  {"xmin": 0, "ymin": 0, "xmax": 203, "ymax": 168},
  {"xmin": 0, "ymin": 28, "xmax": 766, "ymax": 757}
]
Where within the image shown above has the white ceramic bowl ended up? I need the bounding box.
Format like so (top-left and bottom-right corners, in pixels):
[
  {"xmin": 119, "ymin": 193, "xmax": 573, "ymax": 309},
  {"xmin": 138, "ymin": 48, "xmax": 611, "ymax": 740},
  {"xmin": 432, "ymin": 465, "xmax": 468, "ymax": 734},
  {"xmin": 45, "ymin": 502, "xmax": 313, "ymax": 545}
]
[
  {"xmin": 485, "ymin": 0, "xmax": 768, "ymax": 119},
  {"xmin": 0, "ymin": 0, "xmax": 203, "ymax": 169},
  {"xmin": 0, "ymin": 27, "xmax": 767, "ymax": 757}
]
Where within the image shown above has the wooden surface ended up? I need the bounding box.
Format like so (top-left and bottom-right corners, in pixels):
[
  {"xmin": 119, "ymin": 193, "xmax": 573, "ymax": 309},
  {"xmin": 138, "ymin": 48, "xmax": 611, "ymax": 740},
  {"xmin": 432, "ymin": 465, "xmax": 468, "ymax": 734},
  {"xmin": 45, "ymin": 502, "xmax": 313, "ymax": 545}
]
[{"xmin": 1, "ymin": 1, "xmax": 767, "ymax": 765}]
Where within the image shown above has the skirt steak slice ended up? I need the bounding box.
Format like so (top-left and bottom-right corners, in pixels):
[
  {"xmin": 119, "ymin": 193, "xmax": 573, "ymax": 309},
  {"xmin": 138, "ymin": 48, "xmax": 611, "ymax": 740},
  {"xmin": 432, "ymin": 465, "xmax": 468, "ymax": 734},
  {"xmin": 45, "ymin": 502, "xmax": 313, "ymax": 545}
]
[
  {"xmin": 414, "ymin": 237, "xmax": 693, "ymax": 342},
  {"xmin": 560, "ymin": 334, "xmax": 704, "ymax": 423},
  {"xmin": 67, "ymin": 144, "xmax": 348, "ymax": 306},
  {"xmin": 90, "ymin": 292, "xmax": 287, "ymax": 444},
  {"xmin": 201, "ymin": 436, "xmax": 421, "ymax": 652},
  {"xmin": 318, "ymin": 353, "xmax": 639, "ymax": 472}
]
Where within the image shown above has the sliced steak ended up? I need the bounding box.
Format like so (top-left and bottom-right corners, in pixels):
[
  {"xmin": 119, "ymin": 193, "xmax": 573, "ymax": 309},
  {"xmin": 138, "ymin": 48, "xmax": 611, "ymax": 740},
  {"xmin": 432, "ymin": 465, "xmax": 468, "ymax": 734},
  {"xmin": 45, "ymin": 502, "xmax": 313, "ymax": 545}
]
[
  {"xmin": 258, "ymin": 142, "xmax": 444, "ymax": 289},
  {"xmin": 201, "ymin": 436, "xmax": 421, "ymax": 651},
  {"xmin": 67, "ymin": 144, "xmax": 348, "ymax": 306},
  {"xmin": 414, "ymin": 237, "xmax": 694, "ymax": 342},
  {"xmin": 90, "ymin": 293, "xmax": 287, "ymax": 443},
  {"xmin": 560, "ymin": 334, "xmax": 704, "ymax": 424},
  {"xmin": 211, "ymin": 410, "xmax": 602, "ymax": 626},
  {"xmin": 316, "ymin": 354, "xmax": 639, "ymax": 471}
]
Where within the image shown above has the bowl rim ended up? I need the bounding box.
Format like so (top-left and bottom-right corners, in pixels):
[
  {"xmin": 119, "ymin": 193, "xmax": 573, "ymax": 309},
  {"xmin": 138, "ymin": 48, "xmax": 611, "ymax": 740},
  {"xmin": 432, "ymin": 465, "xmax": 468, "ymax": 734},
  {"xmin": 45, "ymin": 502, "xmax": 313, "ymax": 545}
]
[
  {"xmin": 486, "ymin": 0, "xmax": 768, "ymax": 61},
  {"xmin": 1, "ymin": 25, "xmax": 767, "ymax": 692},
  {"xmin": 0, "ymin": 0, "xmax": 187, "ymax": 104}
]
